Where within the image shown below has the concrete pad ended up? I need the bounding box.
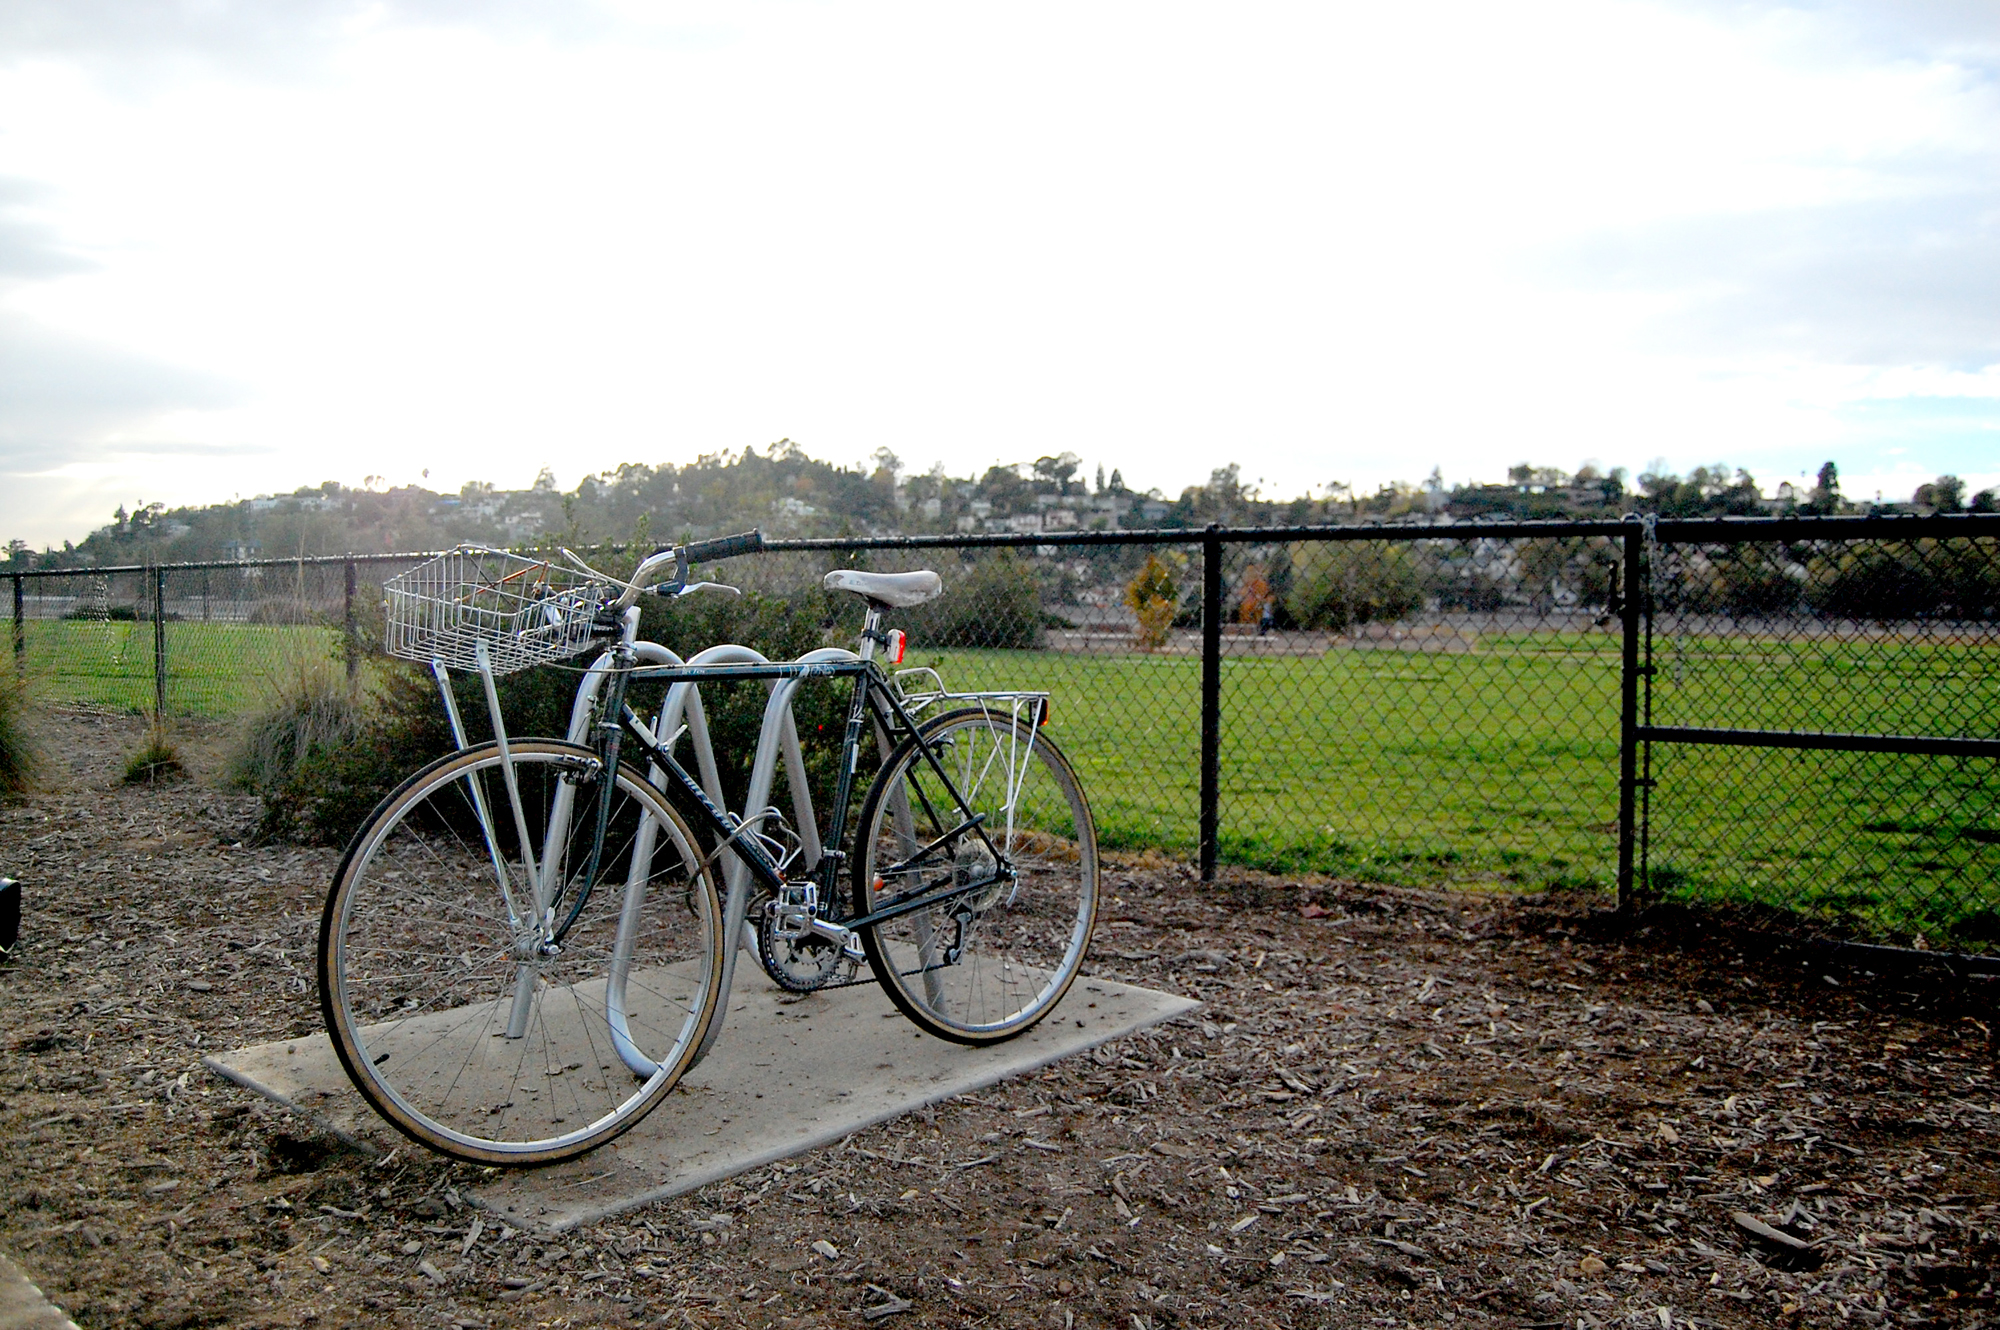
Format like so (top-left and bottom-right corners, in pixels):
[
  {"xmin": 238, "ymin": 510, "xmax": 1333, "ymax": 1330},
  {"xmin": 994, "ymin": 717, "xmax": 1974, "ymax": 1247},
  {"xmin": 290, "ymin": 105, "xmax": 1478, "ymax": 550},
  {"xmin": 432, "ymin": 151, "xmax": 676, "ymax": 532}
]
[
  {"xmin": 205, "ymin": 974, "xmax": 1196, "ymax": 1232},
  {"xmin": 0, "ymin": 1253, "xmax": 79, "ymax": 1330}
]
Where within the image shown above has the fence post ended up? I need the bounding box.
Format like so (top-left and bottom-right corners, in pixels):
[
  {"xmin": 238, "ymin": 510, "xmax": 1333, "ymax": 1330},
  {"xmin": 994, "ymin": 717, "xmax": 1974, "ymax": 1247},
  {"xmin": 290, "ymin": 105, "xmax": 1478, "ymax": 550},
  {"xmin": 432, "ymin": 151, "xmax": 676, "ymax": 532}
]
[
  {"xmin": 1199, "ymin": 523, "xmax": 1222, "ymax": 882},
  {"xmin": 153, "ymin": 566, "xmax": 168, "ymax": 720},
  {"xmin": 10, "ymin": 573, "xmax": 21, "ymax": 670},
  {"xmin": 344, "ymin": 555, "xmax": 359, "ymax": 683},
  {"xmin": 1616, "ymin": 520, "xmax": 1643, "ymax": 911}
]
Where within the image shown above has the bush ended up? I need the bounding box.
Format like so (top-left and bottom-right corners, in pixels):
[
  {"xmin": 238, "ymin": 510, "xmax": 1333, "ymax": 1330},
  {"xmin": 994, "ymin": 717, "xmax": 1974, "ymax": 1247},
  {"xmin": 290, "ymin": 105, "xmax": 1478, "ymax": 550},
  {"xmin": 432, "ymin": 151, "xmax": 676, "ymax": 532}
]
[
  {"xmin": 906, "ymin": 552, "xmax": 1046, "ymax": 650},
  {"xmin": 0, "ymin": 673, "xmax": 35, "ymax": 801},
  {"xmin": 1286, "ymin": 541, "xmax": 1423, "ymax": 631},
  {"xmin": 1804, "ymin": 539, "xmax": 2000, "ymax": 622},
  {"xmin": 256, "ymin": 585, "xmax": 854, "ymax": 846},
  {"xmin": 1684, "ymin": 545, "xmax": 1803, "ymax": 615},
  {"xmin": 1124, "ymin": 554, "xmax": 1180, "ymax": 649}
]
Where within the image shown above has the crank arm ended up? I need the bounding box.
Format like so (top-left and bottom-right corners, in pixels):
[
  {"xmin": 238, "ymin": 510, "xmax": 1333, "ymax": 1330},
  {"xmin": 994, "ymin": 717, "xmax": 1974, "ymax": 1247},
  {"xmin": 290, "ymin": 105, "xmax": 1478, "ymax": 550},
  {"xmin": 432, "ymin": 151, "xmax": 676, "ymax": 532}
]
[{"xmin": 804, "ymin": 917, "xmax": 867, "ymax": 962}]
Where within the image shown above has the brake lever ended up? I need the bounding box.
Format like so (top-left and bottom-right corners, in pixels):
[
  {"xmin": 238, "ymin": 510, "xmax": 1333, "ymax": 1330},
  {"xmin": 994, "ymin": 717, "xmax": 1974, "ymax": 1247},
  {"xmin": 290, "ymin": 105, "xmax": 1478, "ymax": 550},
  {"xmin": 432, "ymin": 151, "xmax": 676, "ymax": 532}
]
[
  {"xmin": 676, "ymin": 581, "xmax": 741, "ymax": 599},
  {"xmin": 641, "ymin": 580, "xmax": 742, "ymax": 599}
]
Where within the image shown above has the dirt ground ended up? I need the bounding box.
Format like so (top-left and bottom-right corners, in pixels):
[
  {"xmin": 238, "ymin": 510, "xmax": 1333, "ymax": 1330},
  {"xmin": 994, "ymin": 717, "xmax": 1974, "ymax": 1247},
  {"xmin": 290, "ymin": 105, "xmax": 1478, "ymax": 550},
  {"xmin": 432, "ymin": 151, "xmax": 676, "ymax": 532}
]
[{"xmin": 2, "ymin": 708, "xmax": 1996, "ymax": 1330}]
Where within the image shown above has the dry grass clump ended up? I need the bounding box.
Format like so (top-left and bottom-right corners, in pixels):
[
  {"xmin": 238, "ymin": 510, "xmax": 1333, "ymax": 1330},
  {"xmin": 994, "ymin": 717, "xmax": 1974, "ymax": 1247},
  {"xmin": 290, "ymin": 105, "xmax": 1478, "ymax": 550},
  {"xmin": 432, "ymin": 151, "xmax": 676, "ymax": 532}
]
[
  {"xmin": 122, "ymin": 717, "xmax": 185, "ymax": 784},
  {"xmin": 0, "ymin": 670, "xmax": 35, "ymax": 800},
  {"xmin": 227, "ymin": 653, "xmax": 365, "ymax": 795}
]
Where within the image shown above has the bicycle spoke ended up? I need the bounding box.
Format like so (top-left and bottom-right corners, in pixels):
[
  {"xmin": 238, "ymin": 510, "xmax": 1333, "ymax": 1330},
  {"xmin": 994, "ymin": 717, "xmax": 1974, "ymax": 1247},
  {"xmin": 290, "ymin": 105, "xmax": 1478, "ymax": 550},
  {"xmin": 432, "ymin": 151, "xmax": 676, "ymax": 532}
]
[{"xmin": 321, "ymin": 743, "xmax": 724, "ymax": 1163}]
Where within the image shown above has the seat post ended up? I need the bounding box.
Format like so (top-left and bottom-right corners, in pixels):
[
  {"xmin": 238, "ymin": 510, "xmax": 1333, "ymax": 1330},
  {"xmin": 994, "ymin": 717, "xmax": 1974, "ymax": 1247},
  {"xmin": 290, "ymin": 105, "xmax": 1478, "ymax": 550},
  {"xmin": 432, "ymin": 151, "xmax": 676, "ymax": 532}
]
[{"xmin": 857, "ymin": 603, "xmax": 885, "ymax": 662}]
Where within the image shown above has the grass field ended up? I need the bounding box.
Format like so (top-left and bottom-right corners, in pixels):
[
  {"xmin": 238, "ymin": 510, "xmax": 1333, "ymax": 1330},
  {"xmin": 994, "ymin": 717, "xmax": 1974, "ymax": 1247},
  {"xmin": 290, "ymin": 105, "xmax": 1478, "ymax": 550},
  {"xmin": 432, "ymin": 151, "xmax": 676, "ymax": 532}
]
[
  {"xmin": 17, "ymin": 619, "xmax": 346, "ymax": 716},
  {"xmin": 928, "ymin": 637, "xmax": 1625, "ymax": 892},
  {"xmin": 15, "ymin": 618, "xmax": 1995, "ymax": 945}
]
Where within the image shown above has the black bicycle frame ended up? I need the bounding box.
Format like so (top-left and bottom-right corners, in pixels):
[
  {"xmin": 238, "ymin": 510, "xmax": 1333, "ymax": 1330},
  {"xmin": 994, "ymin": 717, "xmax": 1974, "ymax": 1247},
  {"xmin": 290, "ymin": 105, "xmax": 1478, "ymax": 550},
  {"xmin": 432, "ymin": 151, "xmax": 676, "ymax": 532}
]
[{"xmin": 556, "ymin": 654, "xmax": 1015, "ymax": 943}]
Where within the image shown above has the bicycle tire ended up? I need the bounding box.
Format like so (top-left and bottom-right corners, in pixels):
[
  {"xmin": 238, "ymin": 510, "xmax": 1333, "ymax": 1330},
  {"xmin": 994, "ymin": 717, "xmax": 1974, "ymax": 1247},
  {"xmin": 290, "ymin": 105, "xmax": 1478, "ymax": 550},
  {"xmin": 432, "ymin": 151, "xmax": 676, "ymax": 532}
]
[
  {"xmin": 318, "ymin": 741, "xmax": 726, "ymax": 1165},
  {"xmin": 851, "ymin": 707, "xmax": 1098, "ymax": 1044}
]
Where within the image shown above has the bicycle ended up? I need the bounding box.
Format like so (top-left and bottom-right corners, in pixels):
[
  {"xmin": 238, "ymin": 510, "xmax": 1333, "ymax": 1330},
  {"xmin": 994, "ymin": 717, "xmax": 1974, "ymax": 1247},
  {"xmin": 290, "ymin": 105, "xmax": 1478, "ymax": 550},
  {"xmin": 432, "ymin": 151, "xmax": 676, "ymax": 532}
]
[{"xmin": 317, "ymin": 534, "xmax": 1099, "ymax": 1165}]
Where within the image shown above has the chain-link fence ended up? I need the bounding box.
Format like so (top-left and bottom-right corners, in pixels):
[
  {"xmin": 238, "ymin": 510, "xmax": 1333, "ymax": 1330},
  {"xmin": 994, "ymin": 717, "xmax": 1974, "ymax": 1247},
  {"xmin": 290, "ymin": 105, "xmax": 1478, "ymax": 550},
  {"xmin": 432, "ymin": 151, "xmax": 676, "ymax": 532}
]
[
  {"xmin": 8, "ymin": 554, "xmax": 429, "ymax": 717},
  {"xmin": 726, "ymin": 529, "xmax": 1629, "ymax": 894},
  {"xmin": 1639, "ymin": 517, "xmax": 2000, "ymax": 955},
  {"xmin": 11, "ymin": 515, "xmax": 1997, "ymax": 959}
]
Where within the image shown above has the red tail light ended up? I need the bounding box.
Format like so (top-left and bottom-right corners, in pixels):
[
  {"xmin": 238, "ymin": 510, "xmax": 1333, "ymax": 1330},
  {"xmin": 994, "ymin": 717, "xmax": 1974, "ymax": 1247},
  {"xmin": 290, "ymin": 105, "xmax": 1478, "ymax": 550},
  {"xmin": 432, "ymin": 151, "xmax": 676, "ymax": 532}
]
[
  {"xmin": 1037, "ymin": 697, "xmax": 1050, "ymax": 727},
  {"xmin": 886, "ymin": 629, "xmax": 906, "ymax": 664}
]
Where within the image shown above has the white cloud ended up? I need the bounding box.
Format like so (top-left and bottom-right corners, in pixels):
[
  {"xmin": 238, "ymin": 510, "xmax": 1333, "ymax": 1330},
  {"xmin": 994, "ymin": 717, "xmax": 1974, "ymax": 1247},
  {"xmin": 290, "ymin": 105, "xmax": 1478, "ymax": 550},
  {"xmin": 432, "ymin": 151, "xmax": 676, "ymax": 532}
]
[{"xmin": 0, "ymin": 1, "xmax": 1996, "ymax": 545}]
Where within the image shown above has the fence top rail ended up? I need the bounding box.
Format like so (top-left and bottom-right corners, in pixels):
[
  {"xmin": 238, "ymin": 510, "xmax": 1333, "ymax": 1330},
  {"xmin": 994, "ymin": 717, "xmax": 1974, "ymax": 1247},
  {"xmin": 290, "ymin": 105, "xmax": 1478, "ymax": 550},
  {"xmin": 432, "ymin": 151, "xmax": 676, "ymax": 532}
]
[
  {"xmin": 7, "ymin": 511, "xmax": 1999, "ymax": 580},
  {"xmin": 5, "ymin": 550, "xmax": 443, "ymax": 580},
  {"xmin": 762, "ymin": 511, "xmax": 2000, "ymax": 551}
]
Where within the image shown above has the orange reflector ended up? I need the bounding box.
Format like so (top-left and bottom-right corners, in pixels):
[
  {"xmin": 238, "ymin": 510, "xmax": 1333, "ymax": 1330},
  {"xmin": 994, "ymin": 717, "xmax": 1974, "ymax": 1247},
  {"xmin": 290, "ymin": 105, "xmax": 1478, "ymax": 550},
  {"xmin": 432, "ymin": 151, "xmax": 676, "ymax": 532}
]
[
  {"xmin": 886, "ymin": 629, "xmax": 906, "ymax": 664},
  {"xmin": 1038, "ymin": 697, "xmax": 1050, "ymax": 726}
]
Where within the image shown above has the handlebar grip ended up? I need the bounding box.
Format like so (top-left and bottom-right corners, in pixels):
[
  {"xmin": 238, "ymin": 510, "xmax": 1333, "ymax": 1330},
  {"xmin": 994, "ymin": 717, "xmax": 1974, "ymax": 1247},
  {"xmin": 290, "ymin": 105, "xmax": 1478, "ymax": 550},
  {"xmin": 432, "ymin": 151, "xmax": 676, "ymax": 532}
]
[{"xmin": 681, "ymin": 529, "xmax": 765, "ymax": 564}]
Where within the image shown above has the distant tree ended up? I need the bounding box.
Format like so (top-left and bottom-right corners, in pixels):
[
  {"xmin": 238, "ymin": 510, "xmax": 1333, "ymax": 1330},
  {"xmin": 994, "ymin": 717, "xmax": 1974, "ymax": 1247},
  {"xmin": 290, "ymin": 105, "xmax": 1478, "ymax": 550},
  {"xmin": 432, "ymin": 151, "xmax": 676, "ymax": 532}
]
[
  {"xmin": 1032, "ymin": 452, "xmax": 1082, "ymax": 494},
  {"xmin": 1602, "ymin": 466, "xmax": 1628, "ymax": 506},
  {"xmin": 1286, "ymin": 541, "xmax": 1422, "ymax": 632},
  {"xmin": 1124, "ymin": 554, "xmax": 1180, "ymax": 649},
  {"xmin": 1637, "ymin": 465, "xmax": 1762, "ymax": 517},
  {"xmin": 1235, "ymin": 564, "xmax": 1273, "ymax": 625},
  {"xmin": 1804, "ymin": 461, "xmax": 1842, "ymax": 515},
  {"xmin": 1913, "ymin": 475, "xmax": 1966, "ymax": 511}
]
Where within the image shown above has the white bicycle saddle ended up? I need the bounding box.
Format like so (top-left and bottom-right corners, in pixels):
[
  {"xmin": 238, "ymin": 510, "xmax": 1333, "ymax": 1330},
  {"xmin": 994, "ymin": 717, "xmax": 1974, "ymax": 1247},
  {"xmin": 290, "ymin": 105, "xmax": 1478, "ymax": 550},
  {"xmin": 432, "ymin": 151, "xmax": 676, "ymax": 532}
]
[{"xmin": 822, "ymin": 568, "xmax": 944, "ymax": 608}]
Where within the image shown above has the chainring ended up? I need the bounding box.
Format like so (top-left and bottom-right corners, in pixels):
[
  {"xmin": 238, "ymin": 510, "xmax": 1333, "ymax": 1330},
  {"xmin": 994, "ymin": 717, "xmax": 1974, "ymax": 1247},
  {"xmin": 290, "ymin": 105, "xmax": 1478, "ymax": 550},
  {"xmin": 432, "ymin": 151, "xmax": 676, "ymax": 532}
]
[{"xmin": 754, "ymin": 896, "xmax": 853, "ymax": 993}]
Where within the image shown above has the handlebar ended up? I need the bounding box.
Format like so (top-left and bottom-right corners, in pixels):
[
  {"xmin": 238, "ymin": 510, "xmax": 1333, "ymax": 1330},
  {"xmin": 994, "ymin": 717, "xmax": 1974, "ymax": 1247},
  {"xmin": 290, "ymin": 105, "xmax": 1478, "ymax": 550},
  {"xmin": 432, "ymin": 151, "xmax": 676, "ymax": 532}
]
[
  {"xmin": 681, "ymin": 530, "xmax": 765, "ymax": 565},
  {"xmin": 612, "ymin": 528, "xmax": 765, "ymax": 610}
]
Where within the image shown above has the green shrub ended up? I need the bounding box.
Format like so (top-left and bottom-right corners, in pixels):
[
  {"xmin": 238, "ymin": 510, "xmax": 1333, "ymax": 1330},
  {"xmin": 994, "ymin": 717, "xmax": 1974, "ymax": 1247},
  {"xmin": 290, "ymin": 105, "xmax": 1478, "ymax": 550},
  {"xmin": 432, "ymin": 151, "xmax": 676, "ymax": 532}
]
[
  {"xmin": 905, "ymin": 552, "xmax": 1047, "ymax": 650},
  {"xmin": 1286, "ymin": 541, "xmax": 1423, "ymax": 631},
  {"xmin": 0, "ymin": 672, "xmax": 35, "ymax": 801},
  {"xmin": 256, "ymin": 585, "xmax": 854, "ymax": 846},
  {"xmin": 1805, "ymin": 538, "xmax": 2000, "ymax": 621},
  {"xmin": 1123, "ymin": 554, "xmax": 1180, "ymax": 649},
  {"xmin": 1687, "ymin": 544, "xmax": 1803, "ymax": 615}
]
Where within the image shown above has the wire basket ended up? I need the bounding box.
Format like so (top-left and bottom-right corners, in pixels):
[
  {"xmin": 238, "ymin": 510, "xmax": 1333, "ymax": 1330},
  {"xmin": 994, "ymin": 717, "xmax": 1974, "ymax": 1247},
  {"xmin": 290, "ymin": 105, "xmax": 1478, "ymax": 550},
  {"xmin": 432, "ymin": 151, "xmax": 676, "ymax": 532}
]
[{"xmin": 384, "ymin": 546, "xmax": 611, "ymax": 675}]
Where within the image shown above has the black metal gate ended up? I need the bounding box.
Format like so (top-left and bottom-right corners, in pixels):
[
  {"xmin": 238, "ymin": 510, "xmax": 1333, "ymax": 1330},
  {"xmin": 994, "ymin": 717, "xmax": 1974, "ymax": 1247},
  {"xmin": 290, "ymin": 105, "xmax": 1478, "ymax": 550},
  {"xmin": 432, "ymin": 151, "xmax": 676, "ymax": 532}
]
[{"xmin": 1631, "ymin": 514, "xmax": 2000, "ymax": 961}]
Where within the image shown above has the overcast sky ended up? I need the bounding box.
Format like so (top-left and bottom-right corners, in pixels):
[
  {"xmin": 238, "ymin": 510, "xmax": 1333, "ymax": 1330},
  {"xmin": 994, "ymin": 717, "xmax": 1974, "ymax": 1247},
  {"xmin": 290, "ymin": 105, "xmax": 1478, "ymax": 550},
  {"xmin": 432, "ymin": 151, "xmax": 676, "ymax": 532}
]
[{"xmin": 2, "ymin": 1, "xmax": 1996, "ymax": 546}]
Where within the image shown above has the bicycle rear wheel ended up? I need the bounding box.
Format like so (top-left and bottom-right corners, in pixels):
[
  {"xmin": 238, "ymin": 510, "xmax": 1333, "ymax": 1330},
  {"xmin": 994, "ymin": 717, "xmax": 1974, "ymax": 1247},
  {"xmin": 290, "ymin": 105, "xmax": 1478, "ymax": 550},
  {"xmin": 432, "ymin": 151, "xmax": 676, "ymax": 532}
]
[
  {"xmin": 318, "ymin": 741, "xmax": 725, "ymax": 1165},
  {"xmin": 852, "ymin": 707, "xmax": 1098, "ymax": 1044}
]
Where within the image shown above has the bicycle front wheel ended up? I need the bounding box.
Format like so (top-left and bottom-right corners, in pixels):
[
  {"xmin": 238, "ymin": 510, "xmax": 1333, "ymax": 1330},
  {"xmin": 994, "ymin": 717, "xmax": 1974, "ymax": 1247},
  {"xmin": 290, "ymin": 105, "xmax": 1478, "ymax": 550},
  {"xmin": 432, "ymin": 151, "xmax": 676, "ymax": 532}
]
[
  {"xmin": 318, "ymin": 741, "xmax": 725, "ymax": 1165},
  {"xmin": 852, "ymin": 707, "xmax": 1098, "ymax": 1044}
]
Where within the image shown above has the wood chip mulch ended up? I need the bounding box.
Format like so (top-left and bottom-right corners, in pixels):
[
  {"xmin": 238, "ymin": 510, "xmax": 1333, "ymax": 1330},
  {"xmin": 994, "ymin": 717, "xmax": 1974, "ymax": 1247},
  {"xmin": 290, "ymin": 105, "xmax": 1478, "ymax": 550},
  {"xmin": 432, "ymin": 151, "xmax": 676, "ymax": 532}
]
[{"xmin": 1, "ymin": 709, "xmax": 1995, "ymax": 1329}]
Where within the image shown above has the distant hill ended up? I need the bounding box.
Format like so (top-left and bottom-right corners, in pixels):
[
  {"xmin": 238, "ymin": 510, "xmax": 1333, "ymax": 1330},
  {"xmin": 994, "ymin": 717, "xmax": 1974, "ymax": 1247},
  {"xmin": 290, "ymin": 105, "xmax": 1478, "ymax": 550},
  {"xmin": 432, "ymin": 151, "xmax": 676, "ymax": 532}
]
[{"xmin": 7, "ymin": 441, "xmax": 1954, "ymax": 573}]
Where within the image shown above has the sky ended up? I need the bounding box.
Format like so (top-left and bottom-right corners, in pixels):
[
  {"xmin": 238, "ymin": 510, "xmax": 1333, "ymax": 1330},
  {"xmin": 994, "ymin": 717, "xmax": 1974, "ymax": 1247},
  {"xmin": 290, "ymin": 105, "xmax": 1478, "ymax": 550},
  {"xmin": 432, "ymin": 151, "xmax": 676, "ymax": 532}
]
[{"xmin": 1, "ymin": 1, "xmax": 1996, "ymax": 547}]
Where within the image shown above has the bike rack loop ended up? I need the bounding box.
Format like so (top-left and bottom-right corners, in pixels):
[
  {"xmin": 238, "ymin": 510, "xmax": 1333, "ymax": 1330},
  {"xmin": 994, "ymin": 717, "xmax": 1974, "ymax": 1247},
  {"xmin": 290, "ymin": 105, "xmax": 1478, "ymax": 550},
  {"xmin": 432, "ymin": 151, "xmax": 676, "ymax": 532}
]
[{"xmin": 566, "ymin": 642, "xmax": 840, "ymax": 1075}]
